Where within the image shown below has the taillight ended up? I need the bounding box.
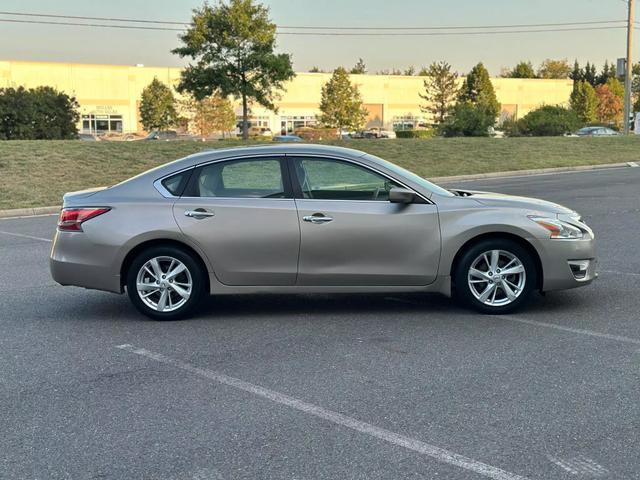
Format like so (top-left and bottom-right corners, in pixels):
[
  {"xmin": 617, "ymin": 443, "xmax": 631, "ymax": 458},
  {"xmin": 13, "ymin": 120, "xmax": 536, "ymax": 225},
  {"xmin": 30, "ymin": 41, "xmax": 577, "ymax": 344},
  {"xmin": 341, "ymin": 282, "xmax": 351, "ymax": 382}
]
[{"xmin": 58, "ymin": 207, "xmax": 111, "ymax": 232}]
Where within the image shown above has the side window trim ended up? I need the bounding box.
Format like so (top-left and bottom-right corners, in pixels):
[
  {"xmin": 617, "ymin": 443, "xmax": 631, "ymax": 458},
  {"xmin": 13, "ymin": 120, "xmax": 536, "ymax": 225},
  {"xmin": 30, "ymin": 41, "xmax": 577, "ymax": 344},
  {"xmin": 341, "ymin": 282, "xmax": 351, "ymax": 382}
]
[
  {"xmin": 182, "ymin": 156, "xmax": 293, "ymax": 200},
  {"xmin": 286, "ymin": 155, "xmax": 429, "ymax": 204}
]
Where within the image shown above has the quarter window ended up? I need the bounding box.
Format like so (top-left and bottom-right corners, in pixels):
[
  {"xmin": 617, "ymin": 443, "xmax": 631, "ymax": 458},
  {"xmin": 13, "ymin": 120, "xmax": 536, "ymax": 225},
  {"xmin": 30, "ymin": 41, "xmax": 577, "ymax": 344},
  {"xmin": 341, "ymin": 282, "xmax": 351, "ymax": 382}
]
[
  {"xmin": 293, "ymin": 158, "xmax": 401, "ymax": 201},
  {"xmin": 194, "ymin": 159, "xmax": 286, "ymax": 198}
]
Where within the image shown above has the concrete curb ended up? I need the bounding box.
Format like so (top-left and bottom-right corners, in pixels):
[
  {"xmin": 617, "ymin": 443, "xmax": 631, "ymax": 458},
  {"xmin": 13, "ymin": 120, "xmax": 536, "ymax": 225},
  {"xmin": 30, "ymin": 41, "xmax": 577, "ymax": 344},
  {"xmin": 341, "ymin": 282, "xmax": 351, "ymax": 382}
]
[
  {"xmin": 0, "ymin": 162, "xmax": 634, "ymax": 219},
  {"xmin": 0, "ymin": 206, "xmax": 61, "ymax": 219},
  {"xmin": 431, "ymin": 162, "xmax": 631, "ymax": 183}
]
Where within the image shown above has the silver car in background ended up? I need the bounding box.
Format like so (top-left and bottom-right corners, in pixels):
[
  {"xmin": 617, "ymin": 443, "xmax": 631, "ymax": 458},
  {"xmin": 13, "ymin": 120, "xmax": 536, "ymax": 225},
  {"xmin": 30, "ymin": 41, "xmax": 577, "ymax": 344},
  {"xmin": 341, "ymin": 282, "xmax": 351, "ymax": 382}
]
[{"xmin": 50, "ymin": 145, "xmax": 597, "ymax": 320}]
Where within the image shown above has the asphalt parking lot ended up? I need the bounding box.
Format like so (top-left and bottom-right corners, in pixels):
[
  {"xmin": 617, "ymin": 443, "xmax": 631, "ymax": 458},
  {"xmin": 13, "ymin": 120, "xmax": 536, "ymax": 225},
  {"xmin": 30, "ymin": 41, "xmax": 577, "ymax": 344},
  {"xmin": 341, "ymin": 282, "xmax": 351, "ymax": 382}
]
[{"xmin": 1, "ymin": 166, "xmax": 639, "ymax": 480}]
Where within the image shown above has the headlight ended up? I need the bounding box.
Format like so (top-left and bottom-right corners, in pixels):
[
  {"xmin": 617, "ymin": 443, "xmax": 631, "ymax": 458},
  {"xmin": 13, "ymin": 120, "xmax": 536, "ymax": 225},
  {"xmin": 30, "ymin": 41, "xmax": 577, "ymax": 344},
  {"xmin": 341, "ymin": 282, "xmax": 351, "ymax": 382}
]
[{"xmin": 529, "ymin": 215, "xmax": 584, "ymax": 239}]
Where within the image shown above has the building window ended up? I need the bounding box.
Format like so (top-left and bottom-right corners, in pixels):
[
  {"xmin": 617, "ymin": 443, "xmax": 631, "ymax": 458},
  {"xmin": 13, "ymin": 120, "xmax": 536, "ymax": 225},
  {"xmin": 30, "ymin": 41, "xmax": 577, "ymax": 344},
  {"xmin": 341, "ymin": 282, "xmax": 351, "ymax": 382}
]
[
  {"xmin": 280, "ymin": 115, "xmax": 317, "ymax": 134},
  {"xmin": 82, "ymin": 114, "xmax": 123, "ymax": 134}
]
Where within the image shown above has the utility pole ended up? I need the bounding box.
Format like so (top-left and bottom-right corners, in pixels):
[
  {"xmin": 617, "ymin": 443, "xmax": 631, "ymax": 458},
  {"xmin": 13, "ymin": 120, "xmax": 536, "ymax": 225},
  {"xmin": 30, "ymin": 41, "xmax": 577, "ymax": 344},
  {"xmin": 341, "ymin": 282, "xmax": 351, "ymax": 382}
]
[{"xmin": 624, "ymin": 0, "xmax": 634, "ymax": 134}]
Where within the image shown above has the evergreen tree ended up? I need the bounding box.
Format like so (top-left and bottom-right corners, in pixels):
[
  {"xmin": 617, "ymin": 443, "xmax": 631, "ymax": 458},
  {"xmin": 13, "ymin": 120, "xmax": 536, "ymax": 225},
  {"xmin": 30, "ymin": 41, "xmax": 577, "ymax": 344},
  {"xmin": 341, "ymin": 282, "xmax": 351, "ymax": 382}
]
[
  {"xmin": 570, "ymin": 81, "xmax": 598, "ymax": 123},
  {"xmin": 318, "ymin": 67, "xmax": 368, "ymax": 132},
  {"xmin": 139, "ymin": 78, "xmax": 177, "ymax": 132},
  {"xmin": 570, "ymin": 60, "xmax": 583, "ymax": 84},
  {"xmin": 350, "ymin": 58, "xmax": 367, "ymax": 75},
  {"xmin": 458, "ymin": 62, "xmax": 501, "ymax": 119},
  {"xmin": 419, "ymin": 61, "xmax": 459, "ymax": 125},
  {"xmin": 583, "ymin": 62, "xmax": 597, "ymax": 86}
]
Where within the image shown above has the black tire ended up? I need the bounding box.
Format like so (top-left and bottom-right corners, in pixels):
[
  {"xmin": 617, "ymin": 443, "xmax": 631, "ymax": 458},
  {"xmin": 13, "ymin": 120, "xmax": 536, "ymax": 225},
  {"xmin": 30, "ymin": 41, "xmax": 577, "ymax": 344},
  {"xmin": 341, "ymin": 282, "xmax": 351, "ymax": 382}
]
[
  {"xmin": 453, "ymin": 238, "xmax": 537, "ymax": 314},
  {"xmin": 126, "ymin": 245, "xmax": 206, "ymax": 320}
]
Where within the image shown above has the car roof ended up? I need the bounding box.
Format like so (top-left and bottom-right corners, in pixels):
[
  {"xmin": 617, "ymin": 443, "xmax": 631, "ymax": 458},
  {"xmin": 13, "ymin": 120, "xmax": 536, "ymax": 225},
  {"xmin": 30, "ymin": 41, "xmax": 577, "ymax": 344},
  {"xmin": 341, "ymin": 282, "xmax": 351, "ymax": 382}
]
[{"xmin": 185, "ymin": 143, "xmax": 366, "ymax": 165}]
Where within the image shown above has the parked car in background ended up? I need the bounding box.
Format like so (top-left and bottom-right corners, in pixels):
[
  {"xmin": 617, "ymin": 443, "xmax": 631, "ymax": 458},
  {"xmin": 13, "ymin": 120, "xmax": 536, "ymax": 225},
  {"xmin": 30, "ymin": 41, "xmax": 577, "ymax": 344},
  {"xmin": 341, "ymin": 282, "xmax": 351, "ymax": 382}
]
[
  {"xmin": 272, "ymin": 135, "xmax": 303, "ymax": 143},
  {"xmin": 363, "ymin": 127, "xmax": 397, "ymax": 139},
  {"xmin": 50, "ymin": 144, "xmax": 597, "ymax": 320},
  {"xmin": 575, "ymin": 127, "xmax": 619, "ymax": 137},
  {"xmin": 145, "ymin": 131, "xmax": 179, "ymax": 141}
]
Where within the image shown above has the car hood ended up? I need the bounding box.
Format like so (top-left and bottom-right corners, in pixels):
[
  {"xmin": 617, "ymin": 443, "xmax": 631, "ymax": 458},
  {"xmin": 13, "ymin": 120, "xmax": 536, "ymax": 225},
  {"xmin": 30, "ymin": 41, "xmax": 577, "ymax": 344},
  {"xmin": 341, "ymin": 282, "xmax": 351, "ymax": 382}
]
[{"xmin": 453, "ymin": 189, "xmax": 575, "ymax": 215}]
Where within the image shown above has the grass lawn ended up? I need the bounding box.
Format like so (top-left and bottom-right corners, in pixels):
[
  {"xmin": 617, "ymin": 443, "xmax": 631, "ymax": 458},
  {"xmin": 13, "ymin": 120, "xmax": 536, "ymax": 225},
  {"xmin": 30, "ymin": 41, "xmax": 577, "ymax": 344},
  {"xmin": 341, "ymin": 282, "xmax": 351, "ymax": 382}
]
[{"xmin": 1, "ymin": 136, "xmax": 638, "ymax": 209}]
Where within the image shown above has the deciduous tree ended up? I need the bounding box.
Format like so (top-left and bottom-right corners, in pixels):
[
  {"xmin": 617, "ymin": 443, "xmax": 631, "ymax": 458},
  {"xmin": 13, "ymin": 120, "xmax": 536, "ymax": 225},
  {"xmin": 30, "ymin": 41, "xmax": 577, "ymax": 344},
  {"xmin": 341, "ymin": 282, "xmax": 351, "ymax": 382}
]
[
  {"xmin": 507, "ymin": 61, "xmax": 536, "ymax": 79},
  {"xmin": 180, "ymin": 94, "xmax": 237, "ymax": 138},
  {"xmin": 570, "ymin": 80, "xmax": 598, "ymax": 123},
  {"xmin": 318, "ymin": 67, "xmax": 368, "ymax": 133},
  {"xmin": 350, "ymin": 58, "xmax": 367, "ymax": 75},
  {"xmin": 537, "ymin": 59, "xmax": 571, "ymax": 79},
  {"xmin": 595, "ymin": 84, "xmax": 623, "ymax": 126},
  {"xmin": 172, "ymin": 0, "xmax": 295, "ymax": 139},
  {"xmin": 419, "ymin": 61, "xmax": 459, "ymax": 125}
]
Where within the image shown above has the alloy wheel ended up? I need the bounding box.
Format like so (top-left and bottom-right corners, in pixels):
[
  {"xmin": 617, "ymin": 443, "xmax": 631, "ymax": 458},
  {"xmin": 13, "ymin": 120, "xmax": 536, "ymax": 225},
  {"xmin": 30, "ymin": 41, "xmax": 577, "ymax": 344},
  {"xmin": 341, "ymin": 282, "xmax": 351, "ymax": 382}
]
[
  {"xmin": 135, "ymin": 256, "xmax": 193, "ymax": 313},
  {"xmin": 467, "ymin": 250, "xmax": 526, "ymax": 307}
]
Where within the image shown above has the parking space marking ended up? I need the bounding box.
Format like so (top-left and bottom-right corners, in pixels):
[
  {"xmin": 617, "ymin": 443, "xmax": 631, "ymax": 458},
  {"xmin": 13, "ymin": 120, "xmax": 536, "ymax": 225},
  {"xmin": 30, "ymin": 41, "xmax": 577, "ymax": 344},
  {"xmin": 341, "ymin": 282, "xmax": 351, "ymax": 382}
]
[
  {"xmin": 500, "ymin": 316, "xmax": 640, "ymax": 346},
  {"xmin": 0, "ymin": 230, "xmax": 52, "ymax": 243},
  {"xmin": 547, "ymin": 455, "xmax": 608, "ymax": 477},
  {"xmin": 116, "ymin": 344, "xmax": 529, "ymax": 480},
  {"xmin": 600, "ymin": 269, "xmax": 640, "ymax": 278}
]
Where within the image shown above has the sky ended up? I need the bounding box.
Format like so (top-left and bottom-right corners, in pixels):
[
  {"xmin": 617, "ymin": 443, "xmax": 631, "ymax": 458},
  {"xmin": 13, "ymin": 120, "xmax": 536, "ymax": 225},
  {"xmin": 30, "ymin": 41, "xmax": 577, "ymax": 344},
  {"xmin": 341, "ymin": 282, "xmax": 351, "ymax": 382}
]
[{"xmin": 0, "ymin": 0, "xmax": 634, "ymax": 75}]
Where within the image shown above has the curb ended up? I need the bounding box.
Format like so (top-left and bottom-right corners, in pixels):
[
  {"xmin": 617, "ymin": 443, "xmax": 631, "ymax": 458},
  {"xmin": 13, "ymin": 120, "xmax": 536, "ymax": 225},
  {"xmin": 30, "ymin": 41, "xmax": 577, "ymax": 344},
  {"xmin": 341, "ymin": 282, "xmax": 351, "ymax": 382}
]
[
  {"xmin": 0, "ymin": 205, "xmax": 61, "ymax": 220},
  {"xmin": 431, "ymin": 162, "xmax": 632, "ymax": 183},
  {"xmin": 0, "ymin": 162, "xmax": 635, "ymax": 219}
]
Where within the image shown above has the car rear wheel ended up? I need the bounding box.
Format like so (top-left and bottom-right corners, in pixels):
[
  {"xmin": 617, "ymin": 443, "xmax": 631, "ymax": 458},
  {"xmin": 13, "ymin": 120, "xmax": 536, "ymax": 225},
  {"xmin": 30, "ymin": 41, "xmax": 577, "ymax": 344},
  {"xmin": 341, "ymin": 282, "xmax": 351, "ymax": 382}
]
[
  {"xmin": 454, "ymin": 239, "xmax": 537, "ymax": 314},
  {"xmin": 126, "ymin": 246, "xmax": 206, "ymax": 320}
]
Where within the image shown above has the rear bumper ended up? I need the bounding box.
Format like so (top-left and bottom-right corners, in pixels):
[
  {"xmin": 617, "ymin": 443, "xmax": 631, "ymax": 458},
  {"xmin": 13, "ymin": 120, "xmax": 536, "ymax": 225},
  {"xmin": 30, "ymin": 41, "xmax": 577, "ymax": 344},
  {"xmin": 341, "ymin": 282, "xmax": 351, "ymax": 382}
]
[
  {"xmin": 537, "ymin": 236, "xmax": 597, "ymax": 292},
  {"xmin": 50, "ymin": 231, "xmax": 122, "ymax": 293}
]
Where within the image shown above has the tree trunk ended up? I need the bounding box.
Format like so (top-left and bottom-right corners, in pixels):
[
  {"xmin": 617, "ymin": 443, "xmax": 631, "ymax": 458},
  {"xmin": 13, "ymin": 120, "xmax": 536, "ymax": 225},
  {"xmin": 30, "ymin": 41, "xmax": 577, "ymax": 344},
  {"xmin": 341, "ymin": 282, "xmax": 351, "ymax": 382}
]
[{"xmin": 242, "ymin": 94, "xmax": 249, "ymax": 140}]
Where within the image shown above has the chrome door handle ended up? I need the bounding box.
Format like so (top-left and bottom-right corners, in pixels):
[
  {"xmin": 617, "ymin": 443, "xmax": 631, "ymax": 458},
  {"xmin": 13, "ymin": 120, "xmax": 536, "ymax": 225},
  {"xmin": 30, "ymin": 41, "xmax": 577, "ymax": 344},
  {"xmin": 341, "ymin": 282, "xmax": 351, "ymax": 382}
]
[
  {"xmin": 184, "ymin": 209, "xmax": 215, "ymax": 219},
  {"xmin": 303, "ymin": 215, "xmax": 333, "ymax": 224}
]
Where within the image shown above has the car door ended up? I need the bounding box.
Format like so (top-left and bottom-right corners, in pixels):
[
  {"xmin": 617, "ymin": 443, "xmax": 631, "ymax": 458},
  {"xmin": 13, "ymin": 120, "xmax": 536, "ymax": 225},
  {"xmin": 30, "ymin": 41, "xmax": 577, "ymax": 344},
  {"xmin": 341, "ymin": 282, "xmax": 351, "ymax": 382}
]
[
  {"xmin": 173, "ymin": 156, "xmax": 300, "ymax": 286},
  {"xmin": 289, "ymin": 156, "xmax": 441, "ymax": 286}
]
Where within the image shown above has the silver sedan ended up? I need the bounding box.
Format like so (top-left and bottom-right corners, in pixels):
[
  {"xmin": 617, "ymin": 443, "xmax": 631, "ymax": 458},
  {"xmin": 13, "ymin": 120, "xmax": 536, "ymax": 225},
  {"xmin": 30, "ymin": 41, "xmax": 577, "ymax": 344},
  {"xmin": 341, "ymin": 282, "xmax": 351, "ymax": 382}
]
[{"xmin": 50, "ymin": 144, "xmax": 597, "ymax": 320}]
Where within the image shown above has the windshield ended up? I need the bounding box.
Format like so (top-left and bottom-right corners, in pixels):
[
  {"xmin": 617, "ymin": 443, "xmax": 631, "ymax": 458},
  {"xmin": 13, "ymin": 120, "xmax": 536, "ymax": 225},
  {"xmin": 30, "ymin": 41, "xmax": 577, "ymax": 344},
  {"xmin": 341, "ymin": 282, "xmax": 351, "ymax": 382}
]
[{"xmin": 363, "ymin": 154, "xmax": 454, "ymax": 197}]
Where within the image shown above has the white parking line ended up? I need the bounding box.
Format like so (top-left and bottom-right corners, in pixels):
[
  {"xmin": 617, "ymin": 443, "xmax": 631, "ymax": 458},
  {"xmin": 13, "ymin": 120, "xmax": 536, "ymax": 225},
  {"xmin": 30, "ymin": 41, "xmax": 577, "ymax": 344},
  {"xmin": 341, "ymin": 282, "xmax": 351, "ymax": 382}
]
[
  {"xmin": 547, "ymin": 455, "xmax": 608, "ymax": 477},
  {"xmin": 0, "ymin": 230, "xmax": 52, "ymax": 243},
  {"xmin": 116, "ymin": 344, "xmax": 529, "ymax": 480},
  {"xmin": 500, "ymin": 316, "xmax": 640, "ymax": 346}
]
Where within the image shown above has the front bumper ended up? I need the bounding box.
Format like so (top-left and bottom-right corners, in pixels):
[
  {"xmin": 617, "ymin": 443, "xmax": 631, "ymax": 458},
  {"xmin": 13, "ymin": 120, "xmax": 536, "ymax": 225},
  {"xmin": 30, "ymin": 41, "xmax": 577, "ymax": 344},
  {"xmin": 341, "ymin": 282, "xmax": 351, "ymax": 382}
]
[{"xmin": 536, "ymin": 236, "xmax": 597, "ymax": 292}]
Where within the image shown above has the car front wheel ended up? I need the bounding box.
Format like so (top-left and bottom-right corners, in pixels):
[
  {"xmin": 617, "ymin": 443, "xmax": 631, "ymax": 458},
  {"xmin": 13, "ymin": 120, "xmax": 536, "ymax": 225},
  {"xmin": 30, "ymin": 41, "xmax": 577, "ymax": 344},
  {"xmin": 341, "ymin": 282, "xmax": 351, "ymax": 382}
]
[
  {"xmin": 454, "ymin": 239, "xmax": 537, "ymax": 314},
  {"xmin": 126, "ymin": 246, "xmax": 206, "ymax": 320}
]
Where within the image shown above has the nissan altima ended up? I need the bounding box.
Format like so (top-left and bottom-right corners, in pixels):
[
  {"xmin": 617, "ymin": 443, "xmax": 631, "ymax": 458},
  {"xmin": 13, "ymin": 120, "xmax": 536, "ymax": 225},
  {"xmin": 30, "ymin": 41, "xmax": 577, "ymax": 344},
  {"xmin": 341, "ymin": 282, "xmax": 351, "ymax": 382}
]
[{"xmin": 50, "ymin": 144, "xmax": 597, "ymax": 320}]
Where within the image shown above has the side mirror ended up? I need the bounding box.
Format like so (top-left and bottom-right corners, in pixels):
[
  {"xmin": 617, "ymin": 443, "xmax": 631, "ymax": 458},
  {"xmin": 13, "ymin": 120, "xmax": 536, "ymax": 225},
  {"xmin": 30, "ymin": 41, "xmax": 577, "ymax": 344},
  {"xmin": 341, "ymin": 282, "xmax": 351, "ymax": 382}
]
[{"xmin": 389, "ymin": 187, "xmax": 417, "ymax": 204}]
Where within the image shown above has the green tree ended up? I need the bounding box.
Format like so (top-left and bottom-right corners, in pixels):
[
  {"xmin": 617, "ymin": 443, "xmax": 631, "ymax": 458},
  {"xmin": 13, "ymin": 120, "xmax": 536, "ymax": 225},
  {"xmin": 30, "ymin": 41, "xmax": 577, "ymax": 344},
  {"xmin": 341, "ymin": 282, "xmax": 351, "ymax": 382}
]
[
  {"xmin": 309, "ymin": 66, "xmax": 324, "ymax": 73},
  {"xmin": 570, "ymin": 80, "xmax": 598, "ymax": 123},
  {"xmin": 606, "ymin": 77, "xmax": 624, "ymax": 100},
  {"xmin": 350, "ymin": 58, "xmax": 367, "ymax": 75},
  {"xmin": 570, "ymin": 60, "xmax": 583, "ymax": 84},
  {"xmin": 419, "ymin": 61, "xmax": 459, "ymax": 125},
  {"xmin": 507, "ymin": 61, "xmax": 536, "ymax": 78},
  {"xmin": 0, "ymin": 86, "xmax": 79, "ymax": 140},
  {"xmin": 404, "ymin": 66, "xmax": 416, "ymax": 76},
  {"xmin": 318, "ymin": 67, "xmax": 368, "ymax": 133},
  {"xmin": 172, "ymin": 0, "xmax": 295, "ymax": 140},
  {"xmin": 597, "ymin": 60, "xmax": 617, "ymax": 85},
  {"xmin": 139, "ymin": 78, "xmax": 177, "ymax": 132},
  {"xmin": 458, "ymin": 62, "xmax": 501, "ymax": 119},
  {"xmin": 180, "ymin": 93, "xmax": 237, "ymax": 138},
  {"xmin": 538, "ymin": 59, "xmax": 571, "ymax": 79},
  {"xmin": 583, "ymin": 62, "xmax": 597, "ymax": 86},
  {"xmin": 441, "ymin": 102, "xmax": 495, "ymax": 137}
]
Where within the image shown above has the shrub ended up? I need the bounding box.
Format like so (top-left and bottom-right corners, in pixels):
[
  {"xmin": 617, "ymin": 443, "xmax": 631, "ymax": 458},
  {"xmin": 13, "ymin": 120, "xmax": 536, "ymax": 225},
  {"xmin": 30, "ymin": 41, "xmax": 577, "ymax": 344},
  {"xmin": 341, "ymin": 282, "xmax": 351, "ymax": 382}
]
[
  {"xmin": 294, "ymin": 127, "xmax": 338, "ymax": 141},
  {"xmin": 0, "ymin": 86, "xmax": 79, "ymax": 140},
  {"xmin": 395, "ymin": 129, "xmax": 435, "ymax": 139},
  {"xmin": 441, "ymin": 102, "xmax": 494, "ymax": 137},
  {"xmin": 518, "ymin": 105, "xmax": 581, "ymax": 136}
]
